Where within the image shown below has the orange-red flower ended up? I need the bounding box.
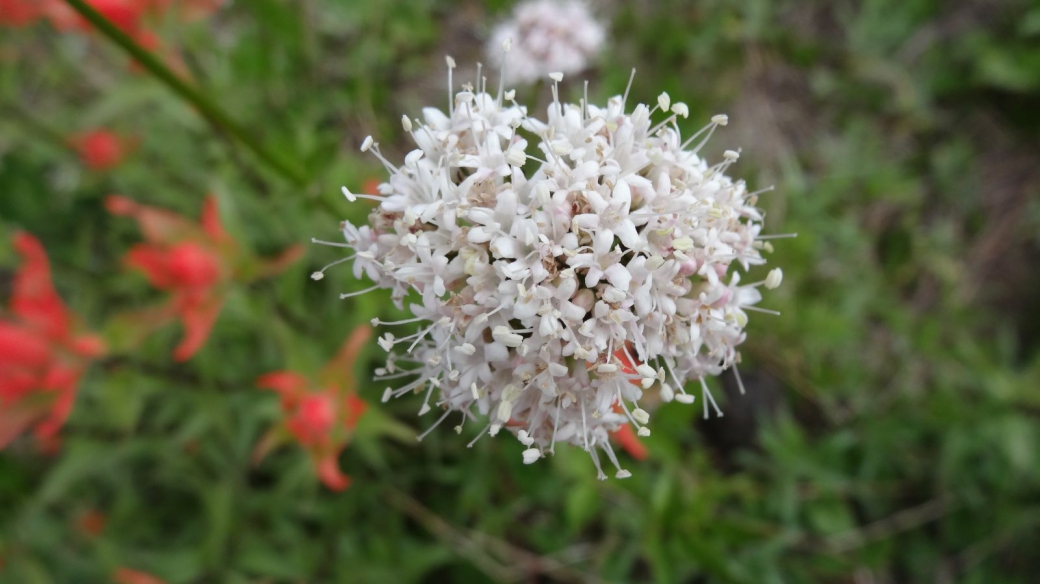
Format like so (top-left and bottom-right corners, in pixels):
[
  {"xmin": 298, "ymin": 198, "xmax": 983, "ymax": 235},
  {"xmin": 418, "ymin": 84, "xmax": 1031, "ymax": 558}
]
[
  {"xmin": 0, "ymin": 233, "xmax": 105, "ymax": 450},
  {"xmin": 107, "ymin": 194, "xmax": 303, "ymax": 361},
  {"xmin": 69, "ymin": 129, "xmax": 132, "ymax": 171},
  {"xmin": 255, "ymin": 326, "xmax": 371, "ymax": 491}
]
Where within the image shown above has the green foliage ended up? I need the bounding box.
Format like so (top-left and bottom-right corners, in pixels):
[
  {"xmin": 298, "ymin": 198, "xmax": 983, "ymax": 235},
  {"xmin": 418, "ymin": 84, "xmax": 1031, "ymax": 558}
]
[{"xmin": 1, "ymin": 0, "xmax": 1039, "ymax": 582}]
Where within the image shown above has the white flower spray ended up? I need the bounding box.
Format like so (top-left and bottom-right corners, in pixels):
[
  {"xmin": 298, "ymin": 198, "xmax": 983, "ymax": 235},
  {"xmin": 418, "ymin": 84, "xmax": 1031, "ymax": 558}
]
[
  {"xmin": 486, "ymin": 0, "xmax": 605, "ymax": 86},
  {"xmin": 317, "ymin": 56, "xmax": 789, "ymax": 479}
]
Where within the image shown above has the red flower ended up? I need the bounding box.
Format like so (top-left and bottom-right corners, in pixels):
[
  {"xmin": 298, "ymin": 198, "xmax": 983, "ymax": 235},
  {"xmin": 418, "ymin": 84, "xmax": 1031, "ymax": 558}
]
[
  {"xmin": 113, "ymin": 568, "xmax": 167, "ymax": 584},
  {"xmin": 0, "ymin": 233, "xmax": 105, "ymax": 450},
  {"xmin": 107, "ymin": 194, "xmax": 303, "ymax": 361},
  {"xmin": 255, "ymin": 326, "xmax": 372, "ymax": 491},
  {"xmin": 70, "ymin": 129, "xmax": 131, "ymax": 171}
]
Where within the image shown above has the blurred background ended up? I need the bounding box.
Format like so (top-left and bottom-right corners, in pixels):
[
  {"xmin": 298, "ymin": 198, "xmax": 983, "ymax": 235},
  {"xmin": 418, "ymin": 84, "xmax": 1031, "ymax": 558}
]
[{"xmin": 2, "ymin": 0, "xmax": 1039, "ymax": 582}]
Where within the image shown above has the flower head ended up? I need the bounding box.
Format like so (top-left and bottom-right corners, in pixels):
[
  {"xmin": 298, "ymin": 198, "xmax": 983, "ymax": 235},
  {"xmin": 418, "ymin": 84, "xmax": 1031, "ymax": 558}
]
[
  {"xmin": 107, "ymin": 195, "xmax": 303, "ymax": 361},
  {"xmin": 0, "ymin": 233, "xmax": 105, "ymax": 450},
  {"xmin": 323, "ymin": 64, "xmax": 784, "ymax": 478},
  {"xmin": 486, "ymin": 0, "xmax": 605, "ymax": 86},
  {"xmin": 255, "ymin": 326, "xmax": 372, "ymax": 491},
  {"xmin": 70, "ymin": 129, "xmax": 131, "ymax": 171}
]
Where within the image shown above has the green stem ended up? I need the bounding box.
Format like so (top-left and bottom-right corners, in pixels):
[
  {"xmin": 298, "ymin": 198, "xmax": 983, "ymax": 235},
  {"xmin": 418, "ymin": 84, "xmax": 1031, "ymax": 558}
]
[{"xmin": 61, "ymin": 0, "xmax": 309, "ymax": 186}]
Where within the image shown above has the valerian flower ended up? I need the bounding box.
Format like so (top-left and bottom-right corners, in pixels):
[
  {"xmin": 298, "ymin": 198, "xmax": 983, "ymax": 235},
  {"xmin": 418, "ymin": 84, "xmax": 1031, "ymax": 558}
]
[
  {"xmin": 254, "ymin": 326, "xmax": 372, "ymax": 491},
  {"xmin": 0, "ymin": 233, "xmax": 105, "ymax": 450},
  {"xmin": 320, "ymin": 62, "xmax": 786, "ymax": 478},
  {"xmin": 106, "ymin": 195, "xmax": 303, "ymax": 361},
  {"xmin": 486, "ymin": 0, "xmax": 605, "ymax": 86}
]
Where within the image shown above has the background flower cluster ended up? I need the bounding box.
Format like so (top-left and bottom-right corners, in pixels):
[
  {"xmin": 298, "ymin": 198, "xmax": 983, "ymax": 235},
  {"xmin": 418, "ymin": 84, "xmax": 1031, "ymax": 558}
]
[{"xmin": 1, "ymin": 0, "xmax": 1039, "ymax": 582}]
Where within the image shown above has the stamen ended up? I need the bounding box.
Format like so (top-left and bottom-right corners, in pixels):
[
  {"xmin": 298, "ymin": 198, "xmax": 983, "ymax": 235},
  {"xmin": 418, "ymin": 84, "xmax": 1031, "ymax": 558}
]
[
  {"xmin": 587, "ymin": 443, "xmax": 607, "ymax": 481},
  {"xmin": 699, "ymin": 377, "xmax": 724, "ymax": 419},
  {"xmin": 311, "ymin": 254, "xmax": 356, "ymax": 280},
  {"xmin": 467, "ymin": 423, "xmax": 491, "ymax": 448},
  {"xmin": 743, "ymin": 306, "xmax": 781, "ymax": 315},
  {"xmin": 601, "ymin": 440, "xmax": 630, "ymax": 479},
  {"xmin": 732, "ymin": 362, "xmax": 747, "ymax": 395},
  {"xmin": 311, "ymin": 238, "xmax": 354, "ymax": 248},
  {"xmin": 339, "ymin": 285, "xmax": 380, "ymax": 299},
  {"xmin": 497, "ymin": 37, "xmax": 511, "ymax": 105},
  {"xmin": 417, "ymin": 408, "xmax": 452, "ymax": 441},
  {"xmin": 446, "ymin": 55, "xmax": 456, "ymax": 115},
  {"xmin": 621, "ymin": 68, "xmax": 636, "ymax": 112},
  {"xmin": 549, "ymin": 398, "xmax": 561, "ymax": 454}
]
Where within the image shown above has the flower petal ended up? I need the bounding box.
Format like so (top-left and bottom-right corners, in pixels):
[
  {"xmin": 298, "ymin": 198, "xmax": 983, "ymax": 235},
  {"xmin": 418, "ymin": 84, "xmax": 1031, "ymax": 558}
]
[
  {"xmin": 172, "ymin": 293, "xmax": 224, "ymax": 361},
  {"xmin": 200, "ymin": 195, "xmax": 230, "ymax": 243},
  {"xmin": 125, "ymin": 245, "xmax": 175, "ymax": 288},
  {"xmin": 11, "ymin": 233, "xmax": 69, "ymax": 339},
  {"xmin": 256, "ymin": 371, "xmax": 310, "ymax": 408},
  {"xmin": 341, "ymin": 392, "xmax": 368, "ymax": 431},
  {"xmin": 0, "ymin": 321, "xmax": 52, "ymax": 368},
  {"xmin": 253, "ymin": 244, "xmax": 305, "ymax": 280},
  {"xmin": 106, "ymin": 195, "xmax": 196, "ymax": 244},
  {"xmin": 315, "ymin": 452, "xmax": 351, "ymax": 491},
  {"xmin": 321, "ymin": 325, "xmax": 372, "ymax": 390}
]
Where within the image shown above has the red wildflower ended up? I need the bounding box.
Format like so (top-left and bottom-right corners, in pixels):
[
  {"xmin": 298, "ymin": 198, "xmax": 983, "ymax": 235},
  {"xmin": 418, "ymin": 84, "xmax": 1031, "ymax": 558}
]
[
  {"xmin": 255, "ymin": 326, "xmax": 372, "ymax": 491},
  {"xmin": 106, "ymin": 194, "xmax": 303, "ymax": 361},
  {"xmin": 113, "ymin": 568, "xmax": 167, "ymax": 584},
  {"xmin": 69, "ymin": 129, "xmax": 131, "ymax": 171},
  {"xmin": 0, "ymin": 233, "xmax": 105, "ymax": 450}
]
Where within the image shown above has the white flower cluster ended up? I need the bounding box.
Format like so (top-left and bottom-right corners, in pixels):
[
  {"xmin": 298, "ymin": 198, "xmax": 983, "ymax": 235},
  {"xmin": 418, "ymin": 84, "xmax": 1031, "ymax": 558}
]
[
  {"xmin": 486, "ymin": 0, "xmax": 605, "ymax": 86},
  {"xmin": 320, "ymin": 60, "xmax": 785, "ymax": 479}
]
